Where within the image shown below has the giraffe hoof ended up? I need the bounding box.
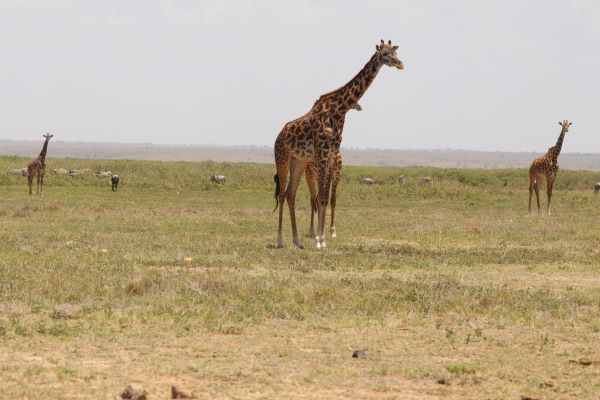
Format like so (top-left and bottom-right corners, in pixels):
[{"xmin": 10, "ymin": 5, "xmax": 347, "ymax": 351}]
[
  {"xmin": 331, "ymin": 232, "xmax": 337, "ymax": 238},
  {"xmin": 321, "ymin": 241, "xmax": 326, "ymax": 248},
  {"xmin": 316, "ymin": 241, "xmax": 322, "ymax": 250},
  {"xmin": 293, "ymin": 238, "xmax": 304, "ymax": 249}
]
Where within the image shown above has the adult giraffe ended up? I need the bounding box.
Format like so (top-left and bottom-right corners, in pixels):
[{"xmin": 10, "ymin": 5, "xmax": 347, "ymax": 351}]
[
  {"xmin": 274, "ymin": 40, "xmax": 404, "ymax": 249},
  {"xmin": 528, "ymin": 120, "xmax": 572, "ymax": 213},
  {"xmin": 27, "ymin": 133, "xmax": 53, "ymax": 195}
]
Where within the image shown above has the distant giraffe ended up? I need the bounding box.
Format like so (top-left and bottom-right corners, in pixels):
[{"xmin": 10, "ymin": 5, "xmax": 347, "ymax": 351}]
[
  {"xmin": 273, "ymin": 40, "xmax": 404, "ymax": 249},
  {"xmin": 306, "ymin": 102, "xmax": 362, "ymax": 239},
  {"xmin": 27, "ymin": 133, "xmax": 53, "ymax": 195},
  {"xmin": 529, "ymin": 120, "xmax": 572, "ymax": 213}
]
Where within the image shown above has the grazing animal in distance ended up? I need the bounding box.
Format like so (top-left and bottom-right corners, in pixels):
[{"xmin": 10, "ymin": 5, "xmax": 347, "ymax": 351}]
[
  {"xmin": 273, "ymin": 39, "xmax": 404, "ymax": 249},
  {"xmin": 529, "ymin": 120, "xmax": 572, "ymax": 213},
  {"xmin": 111, "ymin": 174, "xmax": 120, "ymax": 191},
  {"xmin": 360, "ymin": 178, "xmax": 374, "ymax": 185},
  {"xmin": 95, "ymin": 171, "xmax": 112, "ymax": 178},
  {"xmin": 27, "ymin": 133, "xmax": 53, "ymax": 195},
  {"xmin": 398, "ymin": 175, "xmax": 405, "ymax": 184},
  {"xmin": 594, "ymin": 183, "xmax": 600, "ymax": 194},
  {"xmin": 69, "ymin": 168, "xmax": 91, "ymax": 177},
  {"xmin": 211, "ymin": 175, "xmax": 226, "ymax": 184},
  {"xmin": 306, "ymin": 102, "xmax": 362, "ymax": 239},
  {"xmin": 420, "ymin": 177, "xmax": 432, "ymax": 185},
  {"xmin": 9, "ymin": 168, "xmax": 28, "ymax": 176}
]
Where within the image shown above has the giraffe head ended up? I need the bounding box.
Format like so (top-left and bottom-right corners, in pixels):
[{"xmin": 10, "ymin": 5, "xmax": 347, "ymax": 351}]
[
  {"xmin": 558, "ymin": 120, "xmax": 572, "ymax": 132},
  {"xmin": 376, "ymin": 39, "xmax": 404, "ymax": 70},
  {"xmin": 43, "ymin": 133, "xmax": 54, "ymax": 140}
]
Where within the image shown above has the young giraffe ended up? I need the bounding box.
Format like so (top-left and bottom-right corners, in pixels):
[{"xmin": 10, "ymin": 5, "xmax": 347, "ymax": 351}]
[
  {"xmin": 528, "ymin": 120, "xmax": 572, "ymax": 213},
  {"xmin": 306, "ymin": 102, "xmax": 362, "ymax": 239},
  {"xmin": 274, "ymin": 40, "xmax": 404, "ymax": 249},
  {"xmin": 27, "ymin": 133, "xmax": 53, "ymax": 196}
]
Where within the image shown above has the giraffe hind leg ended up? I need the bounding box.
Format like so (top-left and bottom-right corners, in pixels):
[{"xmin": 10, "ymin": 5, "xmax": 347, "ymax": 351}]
[
  {"xmin": 534, "ymin": 179, "xmax": 541, "ymax": 212},
  {"xmin": 528, "ymin": 174, "xmax": 537, "ymax": 213},
  {"xmin": 330, "ymin": 155, "xmax": 342, "ymax": 238},
  {"xmin": 528, "ymin": 182, "xmax": 533, "ymax": 213},
  {"xmin": 27, "ymin": 169, "xmax": 34, "ymax": 195}
]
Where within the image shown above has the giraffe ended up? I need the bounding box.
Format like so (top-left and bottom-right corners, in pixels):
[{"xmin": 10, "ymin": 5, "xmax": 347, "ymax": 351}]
[
  {"xmin": 274, "ymin": 40, "xmax": 404, "ymax": 249},
  {"xmin": 306, "ymin": 102, "xmax": 362, "ymax": 239},
  {"xmin": 27, "ymin": 133, "xmax": 53, "ymax": 195},
  {"xmin": 528, "ymin": 120, "xmax": 572, "ymax": 213}
]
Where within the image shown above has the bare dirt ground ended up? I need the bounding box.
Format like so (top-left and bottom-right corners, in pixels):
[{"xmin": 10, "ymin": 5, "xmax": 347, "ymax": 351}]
[{"xmin": 2, "ymin": 315, "xmax": 598, "ymax": 400}]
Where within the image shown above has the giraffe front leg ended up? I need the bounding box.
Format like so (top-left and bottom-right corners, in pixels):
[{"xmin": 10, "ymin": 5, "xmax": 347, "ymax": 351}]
[
  {"xmin": 287, "ymin": 159, "xmax": 305, "ymax": 249},
  {"xmin": 547, "ymin": 175, "xmax": 555, "ymax": 214},
  {"xmin": 330, "ymin": 155, "xmax": 341, "ymax": 238},
  {"xmin": 315, "ymin": 168, "xmax": 332, "ymax": 249},
  {"xmin": 305, "ymin": 164, "xmax": 317, "ymax": 239},
  {"xmin": 316, "ymin": 199, "xmax": 327, "ymax": 249}
]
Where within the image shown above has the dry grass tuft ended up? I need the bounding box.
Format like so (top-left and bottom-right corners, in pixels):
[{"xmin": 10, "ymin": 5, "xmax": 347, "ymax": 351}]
[{"xmin": 12, "ymin": 204, "xmax": 36, "ymax": 218}]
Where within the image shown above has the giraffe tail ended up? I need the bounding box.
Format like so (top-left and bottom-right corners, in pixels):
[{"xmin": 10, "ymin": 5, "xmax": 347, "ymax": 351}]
[{"xmin": 273, "ymin": 174, "xmax": 280, "ymax": 212}]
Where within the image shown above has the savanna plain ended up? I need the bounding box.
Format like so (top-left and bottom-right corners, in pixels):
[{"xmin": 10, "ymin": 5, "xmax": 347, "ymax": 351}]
[{"xmin": 0, "ymin": 156, "xmax": 599, "ymax": 399}]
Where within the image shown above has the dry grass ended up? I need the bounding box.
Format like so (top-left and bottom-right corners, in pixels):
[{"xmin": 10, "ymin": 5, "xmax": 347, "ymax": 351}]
[{"xmin": 1, "ymin": 158, "xmax": 599, "ymax": 399}]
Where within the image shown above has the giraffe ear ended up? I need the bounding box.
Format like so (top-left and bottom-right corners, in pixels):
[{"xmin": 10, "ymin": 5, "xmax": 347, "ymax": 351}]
[
  {"xmin": 392, "ymin": 45, "xmax": 399, "ymax": 51},
  {"xmin": 569, "ymin": 122, "xmax": 573, "ymax": 126},
  {"xmin": 558, "ymin": 122, "xmax": 562, "ymax": 126},
  {"xmin": 376, "ymin": 45, "xmax": 380, "ymax": 51}
]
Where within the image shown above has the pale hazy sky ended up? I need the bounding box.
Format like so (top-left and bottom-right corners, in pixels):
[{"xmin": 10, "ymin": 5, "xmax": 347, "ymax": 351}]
[{"xmin": 1, "ymin": 0, "xmax": 599, "ymax": 152}]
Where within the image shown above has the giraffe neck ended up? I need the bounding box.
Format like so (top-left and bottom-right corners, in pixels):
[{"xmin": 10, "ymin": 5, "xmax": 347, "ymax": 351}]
[
  {"xmin": 38, "ymin": 139, "xmax": 50, "ymax": 163},
  {"xmin": 317, "ymin": 53, "xmax": 384, "ymax": 115},
  {"xmin": 549, "ymin": 128, "xmax": 566, "ymax": 161}
]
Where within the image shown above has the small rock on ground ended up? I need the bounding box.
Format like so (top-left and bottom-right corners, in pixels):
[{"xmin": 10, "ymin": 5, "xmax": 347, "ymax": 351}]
[
  {"xmin": 172, "ymin": 385, "xmax": 196, "ymax": 399},
  {"xmin": 120, "ymin": 385, "xmax": 148, "ymax": 400},
  {"xmin": 352, "ymin": 349, "xmax": 366, "ymax": 359}
]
